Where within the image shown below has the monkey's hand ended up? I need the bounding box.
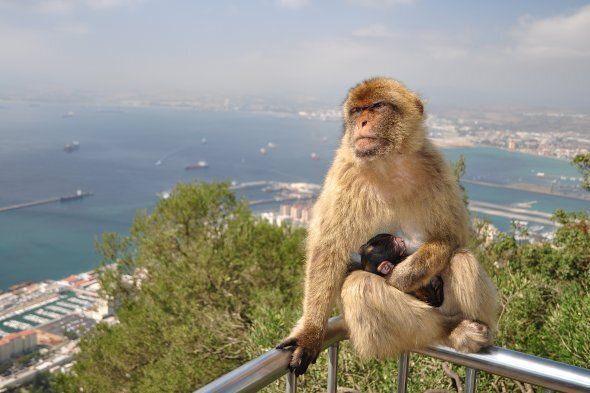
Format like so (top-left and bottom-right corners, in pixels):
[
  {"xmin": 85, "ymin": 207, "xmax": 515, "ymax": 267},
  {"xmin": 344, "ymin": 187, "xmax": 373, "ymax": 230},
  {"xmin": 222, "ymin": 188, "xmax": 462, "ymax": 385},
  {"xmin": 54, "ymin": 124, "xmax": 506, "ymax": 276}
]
[
  {"xmin": 276, "ymin": 326, "xmax": 323, "ymax": 376},
  {"xmin": 387, "ymin": 253, "xmax": 430, "ymax": 293},
  {"xmin": 388, "ymin": 240, "xmax": 455, "ymax": 292}
]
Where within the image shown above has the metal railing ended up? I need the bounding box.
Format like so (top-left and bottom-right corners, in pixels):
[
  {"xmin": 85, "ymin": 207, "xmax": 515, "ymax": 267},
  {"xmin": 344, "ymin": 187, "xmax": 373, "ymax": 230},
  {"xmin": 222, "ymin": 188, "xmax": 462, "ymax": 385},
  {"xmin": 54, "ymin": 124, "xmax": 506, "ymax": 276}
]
[{"xmin": 196, "ymin": 317, "xmax": 590, "ymax": 393}]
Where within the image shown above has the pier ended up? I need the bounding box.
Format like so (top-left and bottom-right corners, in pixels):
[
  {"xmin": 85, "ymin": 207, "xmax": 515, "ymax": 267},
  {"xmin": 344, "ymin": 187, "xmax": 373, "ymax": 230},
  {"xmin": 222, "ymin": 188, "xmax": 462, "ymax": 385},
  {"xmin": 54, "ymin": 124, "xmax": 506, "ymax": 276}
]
[
  {"xmin": 230, "ymin": 181, "xmax": 271, "ymax": 191},
  {"xmin": 468, "ymin": 200, "xmax": 557, "ymax": 226},
  {"xmin": 463, "ymin": 179, "xmax": 590, "ymax": 201},
  {"xmin": 0, "ymin": 191, "xmax": 93, "ymax": 213},
  {"xmin": 248, "ymin": 196, "xmax": 314, "ymax": 206}
]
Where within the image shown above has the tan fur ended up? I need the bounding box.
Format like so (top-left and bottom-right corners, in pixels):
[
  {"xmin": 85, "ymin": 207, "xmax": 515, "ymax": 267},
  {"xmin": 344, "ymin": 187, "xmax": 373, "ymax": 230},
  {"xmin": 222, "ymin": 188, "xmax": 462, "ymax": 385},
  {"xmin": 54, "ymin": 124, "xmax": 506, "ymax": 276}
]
[
  {"xmin": 342, "ymin": 249, "xmax": 498, "ymax": 358},
  {"xmin": 280, "ymin": 77, "xmax": 498, "ymax": 371},
  {"xmin": 341, "ymin": 271, "xmax": 459, "ymax": 358}
]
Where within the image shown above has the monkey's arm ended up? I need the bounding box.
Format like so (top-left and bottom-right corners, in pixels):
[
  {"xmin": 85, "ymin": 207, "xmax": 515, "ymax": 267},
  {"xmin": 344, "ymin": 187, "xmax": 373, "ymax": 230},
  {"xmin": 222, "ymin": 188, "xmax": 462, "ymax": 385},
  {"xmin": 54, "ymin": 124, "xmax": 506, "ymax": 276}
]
[
  {"xmin": 387, "ymin": 239, "xmax": 456, "ymax": 292},
  {"xmin": 277, "ymin": 180, "xmax": 380, "ymax": 375},
  {"xmin": 277, "ymin": 244, "xmax": 349, "ymax": 375}
]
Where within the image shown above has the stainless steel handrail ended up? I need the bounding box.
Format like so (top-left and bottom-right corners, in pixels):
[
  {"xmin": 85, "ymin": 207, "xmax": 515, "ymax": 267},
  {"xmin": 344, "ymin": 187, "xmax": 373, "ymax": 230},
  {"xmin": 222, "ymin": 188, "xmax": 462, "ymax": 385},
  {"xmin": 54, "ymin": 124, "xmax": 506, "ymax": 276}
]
[
  {"xmin": 195, "ymin": 317, "xmax": 346, "ymax": 393},
  {"xmin": 195, "ymin": 317, "xmax": 590, "ymax": 393},
  {"xmin": 416, "ymin": 345, "xmax": 590, "ymax": 393}
]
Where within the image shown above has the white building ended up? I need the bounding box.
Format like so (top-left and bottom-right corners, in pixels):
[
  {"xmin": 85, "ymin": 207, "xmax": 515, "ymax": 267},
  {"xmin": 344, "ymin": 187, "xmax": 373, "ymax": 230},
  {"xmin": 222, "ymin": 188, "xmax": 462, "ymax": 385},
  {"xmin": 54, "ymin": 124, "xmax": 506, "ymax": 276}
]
[{"xmin": 0, "ymin": 330, "xmax": 37, "ymax": 362}]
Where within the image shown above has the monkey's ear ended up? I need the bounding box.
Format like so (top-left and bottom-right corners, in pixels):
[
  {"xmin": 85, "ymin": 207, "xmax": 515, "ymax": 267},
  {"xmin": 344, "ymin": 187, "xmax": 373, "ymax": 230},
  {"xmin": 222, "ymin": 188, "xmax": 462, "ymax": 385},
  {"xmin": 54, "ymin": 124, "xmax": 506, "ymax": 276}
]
[
  {"xmin": 414, "ymin": 97, "xmax": 424, "ymax": 115},
  {"xmin": 358, "ymin": 243, "xmax": 367, "ymax": 256}
]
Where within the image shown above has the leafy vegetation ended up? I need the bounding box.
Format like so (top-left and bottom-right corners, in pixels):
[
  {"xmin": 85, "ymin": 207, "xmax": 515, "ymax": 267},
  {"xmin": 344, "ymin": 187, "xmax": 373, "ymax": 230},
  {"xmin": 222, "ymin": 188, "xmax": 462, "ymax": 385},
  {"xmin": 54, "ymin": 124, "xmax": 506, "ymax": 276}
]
[
  {"xmin": 573, "ymin": 152, "xmax": 590, "ymax": 191},
  {"xmin": 451, "ymin": 154, "xmax": 469, "ymax": 207},
  {"xmin": 50, "ymin": 159, "xmax": 590, "ymax": 392}
]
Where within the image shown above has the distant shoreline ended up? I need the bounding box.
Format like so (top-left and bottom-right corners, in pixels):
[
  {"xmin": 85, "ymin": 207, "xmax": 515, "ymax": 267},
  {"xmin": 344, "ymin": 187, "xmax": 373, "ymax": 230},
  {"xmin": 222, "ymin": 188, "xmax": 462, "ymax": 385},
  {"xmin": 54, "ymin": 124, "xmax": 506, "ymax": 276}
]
[
  {"xmin": 463, "ymin": 179, "xmax": 590, "ymax": 202},
  {"xmin": 433, "ymin": 138, "xmax": 572, "ymax": 162},
  {"xmin": 431, "ymin": 138, "xmax": 474, "ymax": 148},
  {"xmin": 478, "ymin": 144, "xmax": 571, "ymax": 162}
]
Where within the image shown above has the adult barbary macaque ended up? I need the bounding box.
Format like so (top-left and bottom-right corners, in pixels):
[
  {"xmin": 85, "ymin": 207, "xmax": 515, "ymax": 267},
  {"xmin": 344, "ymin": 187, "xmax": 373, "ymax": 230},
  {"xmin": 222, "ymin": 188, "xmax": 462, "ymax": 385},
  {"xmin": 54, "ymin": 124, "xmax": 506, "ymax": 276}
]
[{"xmin": 277, "ymin": 78, "xmax": 498, "ymax": 375}]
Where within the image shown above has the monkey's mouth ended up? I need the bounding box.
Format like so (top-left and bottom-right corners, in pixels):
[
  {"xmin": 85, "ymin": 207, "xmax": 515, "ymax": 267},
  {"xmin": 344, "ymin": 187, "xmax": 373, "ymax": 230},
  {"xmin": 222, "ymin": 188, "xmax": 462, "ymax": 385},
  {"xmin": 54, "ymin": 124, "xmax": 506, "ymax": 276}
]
[{"xmin": 354, "ymin": 137, "xmax": 382, "ymax": 153}]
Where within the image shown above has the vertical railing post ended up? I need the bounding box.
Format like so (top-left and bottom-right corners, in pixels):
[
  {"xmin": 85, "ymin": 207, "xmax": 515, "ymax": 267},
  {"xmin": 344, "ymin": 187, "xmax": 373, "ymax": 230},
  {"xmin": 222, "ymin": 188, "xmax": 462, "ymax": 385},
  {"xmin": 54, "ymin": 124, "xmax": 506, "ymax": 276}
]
[
  {"xmin": 327, "ymin": 343, "xmax": 339, "ymax": 393},
  {"xmin": 286, "ymin": 371, "xmax": 297, "ymax": 393},
  {"xmin": 397, "ymin": 352, "xmax": 410, "ymax": 393},
  {"xmin": 465, "ymin": 368, "xmax": 477, "ymax": 393}
]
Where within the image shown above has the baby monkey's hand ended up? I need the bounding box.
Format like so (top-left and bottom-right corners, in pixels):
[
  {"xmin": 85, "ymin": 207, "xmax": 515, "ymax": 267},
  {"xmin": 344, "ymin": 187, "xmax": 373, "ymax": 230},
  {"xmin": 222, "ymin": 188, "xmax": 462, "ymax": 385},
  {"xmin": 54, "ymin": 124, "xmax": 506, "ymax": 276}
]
[{"xmin": 377, "ymin": 260, "xmax": 395, "ymax": 275}]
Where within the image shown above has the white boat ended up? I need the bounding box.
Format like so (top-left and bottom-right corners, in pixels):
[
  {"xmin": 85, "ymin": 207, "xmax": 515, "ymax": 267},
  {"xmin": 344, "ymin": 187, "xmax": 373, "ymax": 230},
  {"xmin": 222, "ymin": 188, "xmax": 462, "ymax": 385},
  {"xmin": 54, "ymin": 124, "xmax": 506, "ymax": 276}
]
[
  {"xmin": 64, "ymin": 141, "xmax": 80, "ymax": 153},
  {"xmin": 185, "ymin": 160, "xmax": 209, "ymax": 170}
]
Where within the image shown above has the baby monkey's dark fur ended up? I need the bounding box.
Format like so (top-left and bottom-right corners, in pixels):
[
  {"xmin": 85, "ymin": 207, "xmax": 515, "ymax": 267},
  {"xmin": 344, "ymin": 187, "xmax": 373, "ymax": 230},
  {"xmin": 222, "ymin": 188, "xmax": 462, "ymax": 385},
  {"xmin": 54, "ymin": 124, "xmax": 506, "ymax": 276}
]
[{"xmin": 357, "ymin": 234, "xmax": 444, "ymax": 307}]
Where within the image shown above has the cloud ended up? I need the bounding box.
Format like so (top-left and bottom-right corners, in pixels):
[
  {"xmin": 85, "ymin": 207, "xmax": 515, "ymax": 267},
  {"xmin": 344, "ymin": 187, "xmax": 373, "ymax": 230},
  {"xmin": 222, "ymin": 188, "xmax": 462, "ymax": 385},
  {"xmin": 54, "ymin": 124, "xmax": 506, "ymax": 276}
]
[
  {"xmin": 53, "ymin": 22, "xmax": 89, "ymax": 34},
  {"xmin": 0, "ymin": 26, "xmax": 47, "ymax": 61},
  {"xmin": 0, "ymin": 1, "xmax": 588, "ymax": 108},
  {"xmin": 515, "ymin": 4, "xmax": 590, "ymax": 58},
  {"xmin": 352, "ymin": 24, "xmax": 393, "ymax": 38},
  {"xmin": 85, "ymin": 0, "xmax": 141, "ymax": 9},
  {"xmin": 276, "ymin": 0, "xmax": 309, "ymax": 9},
  {"xmin": 348, "ymin": 0, "xmax": 415, "ymax": 8},
  {"xmin": 0, "ymin": 0, "xmax": 143, "ymax": 13}
]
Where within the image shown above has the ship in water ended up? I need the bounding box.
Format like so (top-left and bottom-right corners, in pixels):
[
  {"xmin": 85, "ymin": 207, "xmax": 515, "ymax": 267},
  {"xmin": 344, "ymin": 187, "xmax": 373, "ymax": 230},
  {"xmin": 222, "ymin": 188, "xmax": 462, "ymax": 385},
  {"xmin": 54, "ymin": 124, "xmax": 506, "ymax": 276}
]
[
  {"xmin": 60, "ymin": 189, "xmax": 93, "ymax": 202},
  {"xmin": 185, "ymin": 160, "xmax": 209, "ymax": 170},
  {"xmin": 64, "ymin": 141, "xmax": 80, "ymax": 153}
]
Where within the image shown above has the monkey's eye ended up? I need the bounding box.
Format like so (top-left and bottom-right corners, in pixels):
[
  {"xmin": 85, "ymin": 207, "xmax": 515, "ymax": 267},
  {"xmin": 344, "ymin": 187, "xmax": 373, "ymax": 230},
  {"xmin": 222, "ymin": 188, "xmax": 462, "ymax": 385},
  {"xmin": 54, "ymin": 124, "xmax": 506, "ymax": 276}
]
[
  {"xmin": 370, "ymin": 101, "xmax": 386, "ymax": 110},
  {"xmin": 349, "ymin": 107, "xmax": 362, "ymax": 116}
]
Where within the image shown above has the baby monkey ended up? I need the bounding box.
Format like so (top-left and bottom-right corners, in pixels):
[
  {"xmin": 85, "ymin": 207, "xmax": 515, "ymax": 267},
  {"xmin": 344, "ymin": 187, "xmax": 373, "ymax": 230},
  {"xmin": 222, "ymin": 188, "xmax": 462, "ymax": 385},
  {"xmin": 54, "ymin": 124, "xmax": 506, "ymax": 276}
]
[{"xmin": 358, "ymin": 234, "xmax": 444, "ymax": 307}]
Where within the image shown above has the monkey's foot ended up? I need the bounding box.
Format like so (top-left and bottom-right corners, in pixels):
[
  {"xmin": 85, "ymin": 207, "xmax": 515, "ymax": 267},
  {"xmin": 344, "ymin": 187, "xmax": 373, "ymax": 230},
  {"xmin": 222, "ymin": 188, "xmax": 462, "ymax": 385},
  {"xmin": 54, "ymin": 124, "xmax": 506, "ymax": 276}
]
[
  {"xmin": 428, "ymin": 275, "xmax": 444, "ymax": 307},
  {"xmin": 446, "ymin": 320, "xmax": 491, "ymax": 353}
]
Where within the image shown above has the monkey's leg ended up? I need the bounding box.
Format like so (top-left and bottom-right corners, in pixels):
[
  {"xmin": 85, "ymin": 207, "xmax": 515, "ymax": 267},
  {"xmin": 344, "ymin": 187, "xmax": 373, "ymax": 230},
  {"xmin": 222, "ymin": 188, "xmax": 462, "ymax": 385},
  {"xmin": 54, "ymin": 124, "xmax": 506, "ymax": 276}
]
[
  {"xmin": 439, "ymin": 249, "xmax": 499, "ymax": 352},
  {"xmin": 341, "ymin": 271, "xmax": 458, "ymax": 359}
]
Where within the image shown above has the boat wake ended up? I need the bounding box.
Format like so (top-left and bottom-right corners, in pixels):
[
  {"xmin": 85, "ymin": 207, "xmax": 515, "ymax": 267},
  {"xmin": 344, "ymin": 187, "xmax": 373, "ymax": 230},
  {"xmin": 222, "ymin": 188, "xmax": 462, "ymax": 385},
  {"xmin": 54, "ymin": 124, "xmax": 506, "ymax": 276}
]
[{"xmin": 155, "ymin": 147, "xmax": 188, "ymax": 166}]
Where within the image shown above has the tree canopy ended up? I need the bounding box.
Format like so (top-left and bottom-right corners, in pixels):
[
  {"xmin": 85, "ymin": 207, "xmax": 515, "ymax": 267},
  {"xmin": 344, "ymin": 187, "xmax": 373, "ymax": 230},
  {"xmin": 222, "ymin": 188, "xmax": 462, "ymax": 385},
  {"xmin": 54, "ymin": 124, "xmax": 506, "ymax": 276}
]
[{"xmin": 573, "ymin": 152, "xmax": 590, "ymax": 191}]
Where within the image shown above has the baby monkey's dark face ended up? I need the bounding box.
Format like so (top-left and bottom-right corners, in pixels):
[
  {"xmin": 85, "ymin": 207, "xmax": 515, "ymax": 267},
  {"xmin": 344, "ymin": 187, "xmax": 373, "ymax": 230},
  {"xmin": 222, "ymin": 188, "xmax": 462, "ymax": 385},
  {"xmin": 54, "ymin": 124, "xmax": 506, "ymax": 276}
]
[{"xmin": 359, "ymin": 233, "xmax": 407, "ymax": 277}]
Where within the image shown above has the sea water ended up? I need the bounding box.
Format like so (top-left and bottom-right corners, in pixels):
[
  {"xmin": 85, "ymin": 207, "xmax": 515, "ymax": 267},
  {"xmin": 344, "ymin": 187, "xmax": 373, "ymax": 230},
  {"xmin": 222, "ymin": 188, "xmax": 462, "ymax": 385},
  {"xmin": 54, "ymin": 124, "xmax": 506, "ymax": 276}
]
[{"xmin": 0, "ymin": 104, "xmax": 587, "ymax": 290}]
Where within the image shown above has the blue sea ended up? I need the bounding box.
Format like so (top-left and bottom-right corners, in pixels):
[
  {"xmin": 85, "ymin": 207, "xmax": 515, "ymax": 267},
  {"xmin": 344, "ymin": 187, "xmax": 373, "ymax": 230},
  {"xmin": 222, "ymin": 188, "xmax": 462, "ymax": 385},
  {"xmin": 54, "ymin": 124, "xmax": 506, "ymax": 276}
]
[{"xmin": 0, "ymin": 104, "xmax": 587, "ymax": 290}]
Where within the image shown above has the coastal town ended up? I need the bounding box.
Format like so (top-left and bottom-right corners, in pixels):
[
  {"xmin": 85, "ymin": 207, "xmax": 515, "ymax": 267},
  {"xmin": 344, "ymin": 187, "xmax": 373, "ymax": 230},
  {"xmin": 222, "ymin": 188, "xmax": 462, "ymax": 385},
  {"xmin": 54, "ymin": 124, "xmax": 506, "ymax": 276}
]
[
  {"xmin": 0, "ymin": 271, "xmax": 113, "ymax": 391},
  {"xmin": 425, "ymin": 111, "xmax": 590, "ymax": 161}
]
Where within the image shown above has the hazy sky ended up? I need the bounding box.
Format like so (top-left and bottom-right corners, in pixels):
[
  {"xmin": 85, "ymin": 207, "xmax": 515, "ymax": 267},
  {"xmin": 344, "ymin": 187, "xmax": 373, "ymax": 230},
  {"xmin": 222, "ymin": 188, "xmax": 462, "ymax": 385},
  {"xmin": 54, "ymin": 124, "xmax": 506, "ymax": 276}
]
[{"xmin": 1, "ymin": 0, "xmax": 590, "ymax": 108}]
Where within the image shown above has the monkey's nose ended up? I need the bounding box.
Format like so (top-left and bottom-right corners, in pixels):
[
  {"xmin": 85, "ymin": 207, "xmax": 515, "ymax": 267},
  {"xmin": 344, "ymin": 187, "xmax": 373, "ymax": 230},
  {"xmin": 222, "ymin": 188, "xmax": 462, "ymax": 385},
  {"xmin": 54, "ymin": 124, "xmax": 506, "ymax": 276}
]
[{"xmin": 361, "ymin": 120, "xmax": 367, "ymax": 127}]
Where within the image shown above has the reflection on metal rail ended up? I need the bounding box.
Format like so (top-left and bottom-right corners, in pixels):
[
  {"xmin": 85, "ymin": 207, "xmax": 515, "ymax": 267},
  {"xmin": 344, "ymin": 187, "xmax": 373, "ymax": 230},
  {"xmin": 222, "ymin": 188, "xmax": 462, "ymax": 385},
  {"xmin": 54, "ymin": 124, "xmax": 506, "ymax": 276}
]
[{"xmin": 195, "ymin": 316, "xmax": 590, "ymax": 393}]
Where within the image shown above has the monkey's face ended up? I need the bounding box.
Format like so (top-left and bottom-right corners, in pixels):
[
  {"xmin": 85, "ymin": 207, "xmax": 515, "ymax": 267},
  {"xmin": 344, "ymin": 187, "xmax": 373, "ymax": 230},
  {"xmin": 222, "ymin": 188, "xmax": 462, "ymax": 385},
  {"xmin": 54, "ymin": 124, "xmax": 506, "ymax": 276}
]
[
  {"xmin": 343, "ymin": 78, "xmax": 425, "ymax": 159},
  {"xmin": 359, "ymin": 233, "xmax": 407, "ymax": 277}
]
